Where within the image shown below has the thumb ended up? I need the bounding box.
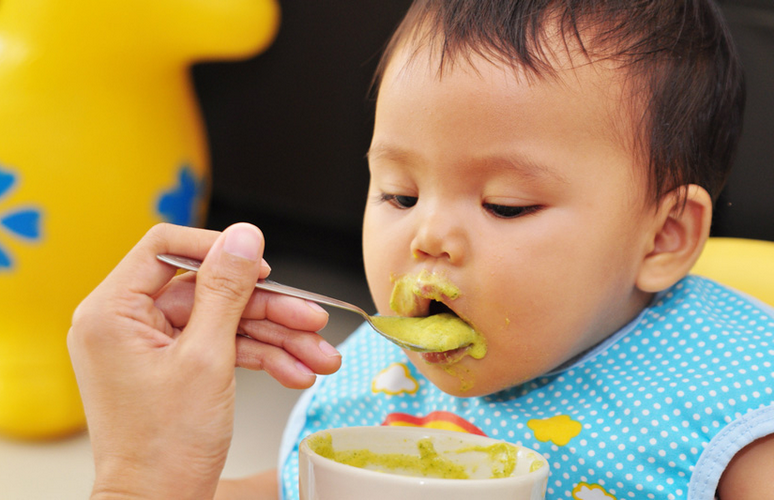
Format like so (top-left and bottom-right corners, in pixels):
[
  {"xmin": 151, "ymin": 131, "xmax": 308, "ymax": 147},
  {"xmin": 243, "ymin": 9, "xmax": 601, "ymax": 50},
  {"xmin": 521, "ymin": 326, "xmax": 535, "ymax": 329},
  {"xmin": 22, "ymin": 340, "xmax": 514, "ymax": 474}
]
[{"xmin": 184, "ymin": 223, "xmax": 264, "ymax": 354}]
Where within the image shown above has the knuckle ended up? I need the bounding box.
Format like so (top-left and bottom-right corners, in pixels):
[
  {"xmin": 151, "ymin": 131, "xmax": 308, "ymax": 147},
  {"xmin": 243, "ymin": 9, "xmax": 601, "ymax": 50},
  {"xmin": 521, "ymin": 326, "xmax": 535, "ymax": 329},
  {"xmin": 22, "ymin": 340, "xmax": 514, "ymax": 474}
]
[
  {"xmin": 198, "ymin": 272, "xmax": 253, "ymax": 304},
  {"xmin": 133, "ymin": 223, "xmax": 174, "ymax": 257},
  {"xmin": 71, "ymin": 292, "xmax": 148, "ymax": 346},
  {"xmin": 249, "ymin": 350, "xmax": 270, "ymax": 372},
  {"xmin": 144, "ymin": 222, "xmax": 173, "ymax": 245},
  {"xmin": 70, "ymin": 299, "xmax": 99, "ymax": 339},
  {"xmin": 68, "ymin": 299, "xmax": 106, "ymax": 351},
  {"xmin": 70, "ymin": 300, "xmax": 89, "ymax": 329},
  {"xmin": 235, "ymin": 336, "xmax": 268, "ymax": 370}
]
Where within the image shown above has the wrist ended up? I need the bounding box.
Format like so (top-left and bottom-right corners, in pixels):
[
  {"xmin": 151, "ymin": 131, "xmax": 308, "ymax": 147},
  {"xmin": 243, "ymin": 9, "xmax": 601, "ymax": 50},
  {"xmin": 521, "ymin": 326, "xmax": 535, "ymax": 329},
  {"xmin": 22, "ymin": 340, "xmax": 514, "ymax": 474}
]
[
  {"xmin": 91, "ymin": 477, "xmax": 217, "ymax": 500},
  {"xmin": 91, "ymin": 453, "xmax": 219, "ymax": 500}
]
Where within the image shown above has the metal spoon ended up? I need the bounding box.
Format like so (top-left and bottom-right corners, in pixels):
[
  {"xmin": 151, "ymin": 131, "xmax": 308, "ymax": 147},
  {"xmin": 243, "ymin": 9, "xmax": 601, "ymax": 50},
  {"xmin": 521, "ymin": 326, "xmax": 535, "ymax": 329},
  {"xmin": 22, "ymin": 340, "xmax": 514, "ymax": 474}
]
[{"xmin": 156, "ymin": 254, "xmax": 434, "ymax": 352}]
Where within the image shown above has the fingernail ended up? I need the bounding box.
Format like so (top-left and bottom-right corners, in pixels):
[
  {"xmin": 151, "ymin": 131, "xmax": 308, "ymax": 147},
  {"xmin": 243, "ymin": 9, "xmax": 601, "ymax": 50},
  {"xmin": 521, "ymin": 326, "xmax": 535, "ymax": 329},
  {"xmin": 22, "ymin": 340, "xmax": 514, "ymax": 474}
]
[
  {"xmin": 306, "ymin": 300, "xmax": 328, "ymax": 315},
  {"xmin": 223, "ymin": 224, "xmax": 261, "ymax": 261},
  {"xmin": 261, "ymin": 259, "xmax": 272, "ymax": 273},
  {"xmin": 295, "ymin": 361, "xmax": 315, "ymax": 376},
  {"xmin": 319, "ymin": 340, "xmax": 341, "ymax": 358}
]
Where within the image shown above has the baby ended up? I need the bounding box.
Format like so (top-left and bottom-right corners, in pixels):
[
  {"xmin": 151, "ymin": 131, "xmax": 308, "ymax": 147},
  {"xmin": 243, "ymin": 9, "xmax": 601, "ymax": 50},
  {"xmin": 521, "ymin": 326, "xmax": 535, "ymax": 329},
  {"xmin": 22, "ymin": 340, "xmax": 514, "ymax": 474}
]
[{"xmin": 276, "ymin": 1, "xmax": 774, "ymax": 499}]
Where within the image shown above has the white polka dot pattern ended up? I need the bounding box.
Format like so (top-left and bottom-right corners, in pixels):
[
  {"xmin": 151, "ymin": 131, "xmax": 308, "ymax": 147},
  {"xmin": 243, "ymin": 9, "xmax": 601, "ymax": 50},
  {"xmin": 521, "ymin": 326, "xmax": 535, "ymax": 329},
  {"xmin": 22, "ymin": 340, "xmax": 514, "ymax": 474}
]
[{"xmin": 280, "ymin": 276, "xmax": 774, "ymax": 500}]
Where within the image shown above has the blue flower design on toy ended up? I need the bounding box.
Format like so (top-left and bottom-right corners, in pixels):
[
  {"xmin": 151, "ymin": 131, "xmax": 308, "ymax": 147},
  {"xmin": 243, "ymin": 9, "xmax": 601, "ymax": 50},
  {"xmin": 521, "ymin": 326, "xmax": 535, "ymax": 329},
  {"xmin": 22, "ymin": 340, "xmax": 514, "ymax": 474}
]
[
  {"xmin": 157, "ymin": 164, "xmax": 205, "ymax": 227},
  {"xmin": 0, "ymin": 165, "xmax": 43, "ymax": 271}
]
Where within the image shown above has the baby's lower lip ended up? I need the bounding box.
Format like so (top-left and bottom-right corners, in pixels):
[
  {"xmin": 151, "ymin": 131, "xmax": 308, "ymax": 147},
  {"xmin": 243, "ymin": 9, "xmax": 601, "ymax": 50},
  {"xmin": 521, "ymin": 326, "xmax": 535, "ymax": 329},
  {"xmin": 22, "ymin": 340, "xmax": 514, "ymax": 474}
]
[{"xmin": 420, "ymin": 345, "xmax": 470, "ymax": 364}]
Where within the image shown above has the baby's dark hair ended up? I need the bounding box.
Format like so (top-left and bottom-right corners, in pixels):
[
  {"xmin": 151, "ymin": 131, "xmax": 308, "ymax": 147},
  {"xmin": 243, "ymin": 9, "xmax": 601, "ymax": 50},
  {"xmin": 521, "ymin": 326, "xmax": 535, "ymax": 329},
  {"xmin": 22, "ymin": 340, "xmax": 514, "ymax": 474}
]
[{"xmin": 373, "ymin": 0, "xmax": 746, "ymax": 205}]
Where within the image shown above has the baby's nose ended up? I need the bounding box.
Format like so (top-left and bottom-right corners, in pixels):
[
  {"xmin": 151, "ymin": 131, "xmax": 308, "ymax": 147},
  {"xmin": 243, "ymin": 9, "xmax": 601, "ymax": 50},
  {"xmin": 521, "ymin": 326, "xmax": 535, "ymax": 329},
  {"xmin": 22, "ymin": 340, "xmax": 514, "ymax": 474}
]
[{"xmin": 409, "ymin": 205, "xmax": 467, "ymax": 265}]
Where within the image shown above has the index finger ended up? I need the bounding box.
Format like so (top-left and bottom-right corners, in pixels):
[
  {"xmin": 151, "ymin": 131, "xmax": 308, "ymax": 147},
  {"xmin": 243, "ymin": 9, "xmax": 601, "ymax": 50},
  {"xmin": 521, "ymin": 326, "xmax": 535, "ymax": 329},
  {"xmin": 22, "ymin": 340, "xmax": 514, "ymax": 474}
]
[
  {"xmin": 154, "ymin": 280, "xmax": 329, "ymax": 333},
  {"xmin": 98, "ymin": 223, "xmax": 222, "ymax": 298}
]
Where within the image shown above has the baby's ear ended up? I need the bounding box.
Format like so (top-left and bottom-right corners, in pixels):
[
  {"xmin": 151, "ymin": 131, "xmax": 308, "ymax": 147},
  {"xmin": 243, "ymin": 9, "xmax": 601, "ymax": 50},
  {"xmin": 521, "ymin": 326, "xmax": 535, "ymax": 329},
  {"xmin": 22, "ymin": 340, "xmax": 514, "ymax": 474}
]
[{"xmin": 636, "ymin": 185, "xmax": 713, "ymax": 293}]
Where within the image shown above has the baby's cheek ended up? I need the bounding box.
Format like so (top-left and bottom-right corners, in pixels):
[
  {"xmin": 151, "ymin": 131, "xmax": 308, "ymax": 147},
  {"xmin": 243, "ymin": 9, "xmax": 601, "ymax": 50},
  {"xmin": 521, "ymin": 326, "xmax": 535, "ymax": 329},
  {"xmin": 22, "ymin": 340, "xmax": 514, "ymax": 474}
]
[{"xmin": 374, "ymin": 277, "xmax": 395, "ymax": 313}]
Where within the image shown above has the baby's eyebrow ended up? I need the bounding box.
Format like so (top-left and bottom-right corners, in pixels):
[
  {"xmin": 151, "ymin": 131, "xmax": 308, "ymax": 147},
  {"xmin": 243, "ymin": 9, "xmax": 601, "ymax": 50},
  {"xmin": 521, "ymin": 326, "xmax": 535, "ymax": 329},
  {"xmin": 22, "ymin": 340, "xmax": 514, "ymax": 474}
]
[
  {"xmin": 486, "ymin": 152, "xmax": 570, "ymax": 185},
  {"xmin": 367, "ymin": 143, "xmax": 568, "ymax": 184},
  {"xmin": 366, "ymin": 144, "xmax": 414, "ymax": 164}
]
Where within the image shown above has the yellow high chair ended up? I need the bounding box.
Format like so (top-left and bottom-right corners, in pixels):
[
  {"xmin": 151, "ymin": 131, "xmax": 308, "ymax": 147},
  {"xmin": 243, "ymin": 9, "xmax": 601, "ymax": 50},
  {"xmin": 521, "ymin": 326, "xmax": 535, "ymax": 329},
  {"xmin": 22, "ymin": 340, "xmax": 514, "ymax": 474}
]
[
  {"xmin": 0, "ymin": 0, "xmax": 279, "ymax": 439},
  {"xmin": 692, "ymin": 237, "xmax": 774, "ymax": 307}
]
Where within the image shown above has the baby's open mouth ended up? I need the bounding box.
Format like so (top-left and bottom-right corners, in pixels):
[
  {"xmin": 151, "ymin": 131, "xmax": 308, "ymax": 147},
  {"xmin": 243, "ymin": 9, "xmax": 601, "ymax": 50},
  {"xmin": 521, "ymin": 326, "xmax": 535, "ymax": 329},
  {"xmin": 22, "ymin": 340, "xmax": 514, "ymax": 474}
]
[
  {"xmin": 428, "ymin": 299, "xmax": 454, "ymax": 316},
  {"xmin": 419, "ymin": 344, "xmax": 473, "ymax": 364},
  {"xmin": 389, "ymin": 270, "xmax": 461, "ymax": 316},
  {"xmin": 371, "ymin": 271, "xmax": 487, "ymax": 361}
]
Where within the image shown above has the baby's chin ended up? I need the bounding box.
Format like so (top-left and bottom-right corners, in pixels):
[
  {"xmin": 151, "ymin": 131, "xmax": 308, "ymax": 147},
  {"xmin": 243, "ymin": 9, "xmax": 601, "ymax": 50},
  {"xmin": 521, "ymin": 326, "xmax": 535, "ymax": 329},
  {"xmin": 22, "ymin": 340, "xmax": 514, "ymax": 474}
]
[
  {"xmin": 406, "ymin": 351, "xmax": 492, "ymax": 398},
  {"xmin": 407, "ymin": 351, "xmax": 539, "ymax": 398}
]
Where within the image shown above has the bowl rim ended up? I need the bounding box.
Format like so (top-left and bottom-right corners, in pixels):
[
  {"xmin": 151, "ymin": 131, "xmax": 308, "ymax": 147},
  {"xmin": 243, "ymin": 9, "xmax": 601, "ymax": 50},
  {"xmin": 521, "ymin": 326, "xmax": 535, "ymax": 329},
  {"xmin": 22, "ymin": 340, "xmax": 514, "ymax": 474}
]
[{"xmin": 299, "ymin": 425, "xmax": 549, "ymax": 486}]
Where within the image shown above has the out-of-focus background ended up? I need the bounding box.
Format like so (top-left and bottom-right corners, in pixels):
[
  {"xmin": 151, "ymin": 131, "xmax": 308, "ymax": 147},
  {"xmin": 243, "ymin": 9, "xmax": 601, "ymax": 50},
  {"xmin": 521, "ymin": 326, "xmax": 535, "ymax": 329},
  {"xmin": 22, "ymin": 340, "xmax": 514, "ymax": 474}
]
[{"xmin": 1, "ymin": 1, "xmax": 771, "ymax": 498}]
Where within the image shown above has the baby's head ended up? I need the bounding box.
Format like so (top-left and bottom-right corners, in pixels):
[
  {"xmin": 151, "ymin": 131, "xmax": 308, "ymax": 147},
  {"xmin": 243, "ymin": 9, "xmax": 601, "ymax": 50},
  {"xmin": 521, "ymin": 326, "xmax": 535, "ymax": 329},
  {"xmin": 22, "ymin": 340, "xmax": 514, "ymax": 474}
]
[{"xmin": 361, "ymin": 0, "xmax": 745, "ymax": 396}]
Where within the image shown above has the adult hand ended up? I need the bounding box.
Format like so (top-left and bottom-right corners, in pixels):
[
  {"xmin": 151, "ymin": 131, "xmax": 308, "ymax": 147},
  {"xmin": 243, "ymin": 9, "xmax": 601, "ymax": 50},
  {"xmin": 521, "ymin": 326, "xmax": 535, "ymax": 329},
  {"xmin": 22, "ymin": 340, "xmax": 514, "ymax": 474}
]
[{"xmin": 68, "ymin": 223, "xmax": 340, "ymax": 499}]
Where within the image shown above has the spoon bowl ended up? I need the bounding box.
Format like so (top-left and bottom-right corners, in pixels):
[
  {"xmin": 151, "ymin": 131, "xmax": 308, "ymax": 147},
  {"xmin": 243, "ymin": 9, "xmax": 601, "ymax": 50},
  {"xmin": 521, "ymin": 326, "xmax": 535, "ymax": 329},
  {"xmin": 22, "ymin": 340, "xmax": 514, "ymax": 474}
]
[{"xmin": 156, "ymin": 254, "xmax": 444, "ymax": 352}]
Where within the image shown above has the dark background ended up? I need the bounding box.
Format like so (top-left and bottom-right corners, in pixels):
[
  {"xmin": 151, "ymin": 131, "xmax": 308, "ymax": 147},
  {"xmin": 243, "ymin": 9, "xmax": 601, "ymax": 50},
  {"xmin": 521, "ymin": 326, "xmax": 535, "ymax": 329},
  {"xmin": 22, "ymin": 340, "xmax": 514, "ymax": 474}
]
[{"xmin": 194, "ymin": 0, "xmax": 774, "ymax": 274}]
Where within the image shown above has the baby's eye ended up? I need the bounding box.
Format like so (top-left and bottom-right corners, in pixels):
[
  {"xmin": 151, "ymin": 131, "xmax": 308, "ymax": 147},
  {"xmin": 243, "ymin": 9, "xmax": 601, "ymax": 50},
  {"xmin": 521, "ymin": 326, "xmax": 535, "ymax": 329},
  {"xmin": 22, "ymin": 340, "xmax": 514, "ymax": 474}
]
[
  {"xmin": 483, "ymin": 203, "xmax": 541, "ymax": 219},
  {"xmin": 381, "ymin": 193, "xmax": 418, "ymax": 209}
]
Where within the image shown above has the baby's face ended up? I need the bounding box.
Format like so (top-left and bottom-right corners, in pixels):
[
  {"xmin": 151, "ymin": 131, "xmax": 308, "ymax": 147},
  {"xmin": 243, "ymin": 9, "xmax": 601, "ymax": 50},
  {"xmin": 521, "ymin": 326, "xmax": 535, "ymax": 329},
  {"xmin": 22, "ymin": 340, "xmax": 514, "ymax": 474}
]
[{"xmin": 363, "ymin": 41, "xmax": 659, "ymax": 397}]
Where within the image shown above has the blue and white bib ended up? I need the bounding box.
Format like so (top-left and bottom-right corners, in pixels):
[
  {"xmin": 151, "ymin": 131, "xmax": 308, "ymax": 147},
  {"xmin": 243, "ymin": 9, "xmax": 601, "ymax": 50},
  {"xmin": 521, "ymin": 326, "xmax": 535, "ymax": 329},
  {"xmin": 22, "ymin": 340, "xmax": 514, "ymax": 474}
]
[{"xmin": 279, "ymin": 276, "xmax": 774, "ymax": 499}]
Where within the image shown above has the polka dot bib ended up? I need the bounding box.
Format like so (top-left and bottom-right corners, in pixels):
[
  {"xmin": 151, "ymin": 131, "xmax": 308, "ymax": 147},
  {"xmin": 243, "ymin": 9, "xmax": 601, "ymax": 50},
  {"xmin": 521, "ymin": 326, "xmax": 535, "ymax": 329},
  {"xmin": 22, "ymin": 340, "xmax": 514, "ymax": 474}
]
[{"xmin": 279, "ymin": 276, "xmax": 774, "ymax": 500}]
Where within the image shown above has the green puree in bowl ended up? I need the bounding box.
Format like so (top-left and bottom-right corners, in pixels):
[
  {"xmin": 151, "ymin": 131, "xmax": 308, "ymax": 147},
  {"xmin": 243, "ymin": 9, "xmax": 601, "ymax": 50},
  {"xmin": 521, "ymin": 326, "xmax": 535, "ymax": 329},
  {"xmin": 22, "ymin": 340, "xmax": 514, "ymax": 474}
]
[{"xmin": 307, "ymin": 432, "xmax": 520, "ymax": 480}]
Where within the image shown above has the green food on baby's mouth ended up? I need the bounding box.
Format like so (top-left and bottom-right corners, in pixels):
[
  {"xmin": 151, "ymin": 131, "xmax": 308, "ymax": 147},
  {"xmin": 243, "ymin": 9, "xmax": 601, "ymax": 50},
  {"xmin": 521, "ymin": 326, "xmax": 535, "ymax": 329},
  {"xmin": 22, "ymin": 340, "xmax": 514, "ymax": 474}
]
[
  {"xmin": 374, "ymin": 271, "xmax": 486, "ymax": 358},
  {"xmin": 389, "ymin": 269, "xmax": 460, "ymax": 314}
]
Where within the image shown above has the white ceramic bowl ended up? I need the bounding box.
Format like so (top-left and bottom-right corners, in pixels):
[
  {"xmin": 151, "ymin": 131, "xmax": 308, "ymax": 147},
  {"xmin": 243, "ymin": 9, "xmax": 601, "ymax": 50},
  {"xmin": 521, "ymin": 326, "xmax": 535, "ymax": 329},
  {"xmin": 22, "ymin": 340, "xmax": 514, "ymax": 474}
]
[{"xmin": 299, "ymin": 426, "xmax": 548, "ymax": 500}]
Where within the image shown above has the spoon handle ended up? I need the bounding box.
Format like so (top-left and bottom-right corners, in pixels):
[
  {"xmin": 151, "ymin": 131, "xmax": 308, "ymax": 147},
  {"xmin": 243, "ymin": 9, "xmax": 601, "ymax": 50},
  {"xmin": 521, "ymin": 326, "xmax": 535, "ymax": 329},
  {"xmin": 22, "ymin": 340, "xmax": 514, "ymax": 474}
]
[
  {"xmin": 156, "ymin": 254, "xmax": 370, "ymax": 320},
  {"xmin": 254, "ymin": 279, "xmax": 370, "ymax": 319}
]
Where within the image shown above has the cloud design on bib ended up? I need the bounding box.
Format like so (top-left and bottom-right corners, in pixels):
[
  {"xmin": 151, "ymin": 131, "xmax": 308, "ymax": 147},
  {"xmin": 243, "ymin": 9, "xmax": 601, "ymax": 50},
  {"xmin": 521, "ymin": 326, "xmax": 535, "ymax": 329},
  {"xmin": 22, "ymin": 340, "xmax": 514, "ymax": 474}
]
[
  {"xmin": 527, "ymin": 414, "xmax": 582, "ymax": 446},
  {"xmin": 372, "ymin": 362, "xmax": 419, "ymax": 396},
  {"xmin": 572, "ymin": 482, "xmax": 616, "ymax": 500}
]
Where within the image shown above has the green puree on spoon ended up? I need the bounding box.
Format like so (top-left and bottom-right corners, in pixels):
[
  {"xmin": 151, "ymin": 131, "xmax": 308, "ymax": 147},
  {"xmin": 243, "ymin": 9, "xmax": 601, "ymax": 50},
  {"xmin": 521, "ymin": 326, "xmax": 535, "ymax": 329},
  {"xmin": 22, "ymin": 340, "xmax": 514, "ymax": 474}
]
[{"xmin": 370, "ymin": 271, "xmax": 487, "ymax": 358}]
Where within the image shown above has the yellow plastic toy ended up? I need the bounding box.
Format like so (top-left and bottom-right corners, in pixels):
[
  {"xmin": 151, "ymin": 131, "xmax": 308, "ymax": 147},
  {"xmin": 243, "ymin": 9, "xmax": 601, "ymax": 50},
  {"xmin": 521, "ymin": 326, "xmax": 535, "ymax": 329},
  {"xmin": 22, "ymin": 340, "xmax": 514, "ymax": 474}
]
[
  {"xmin": 0, "ymin": 0, "xmax": 279, "ymax": 439},
  {"xmin": 692, "ymin": 237, "xmax": 774, "ymax": 307}
]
